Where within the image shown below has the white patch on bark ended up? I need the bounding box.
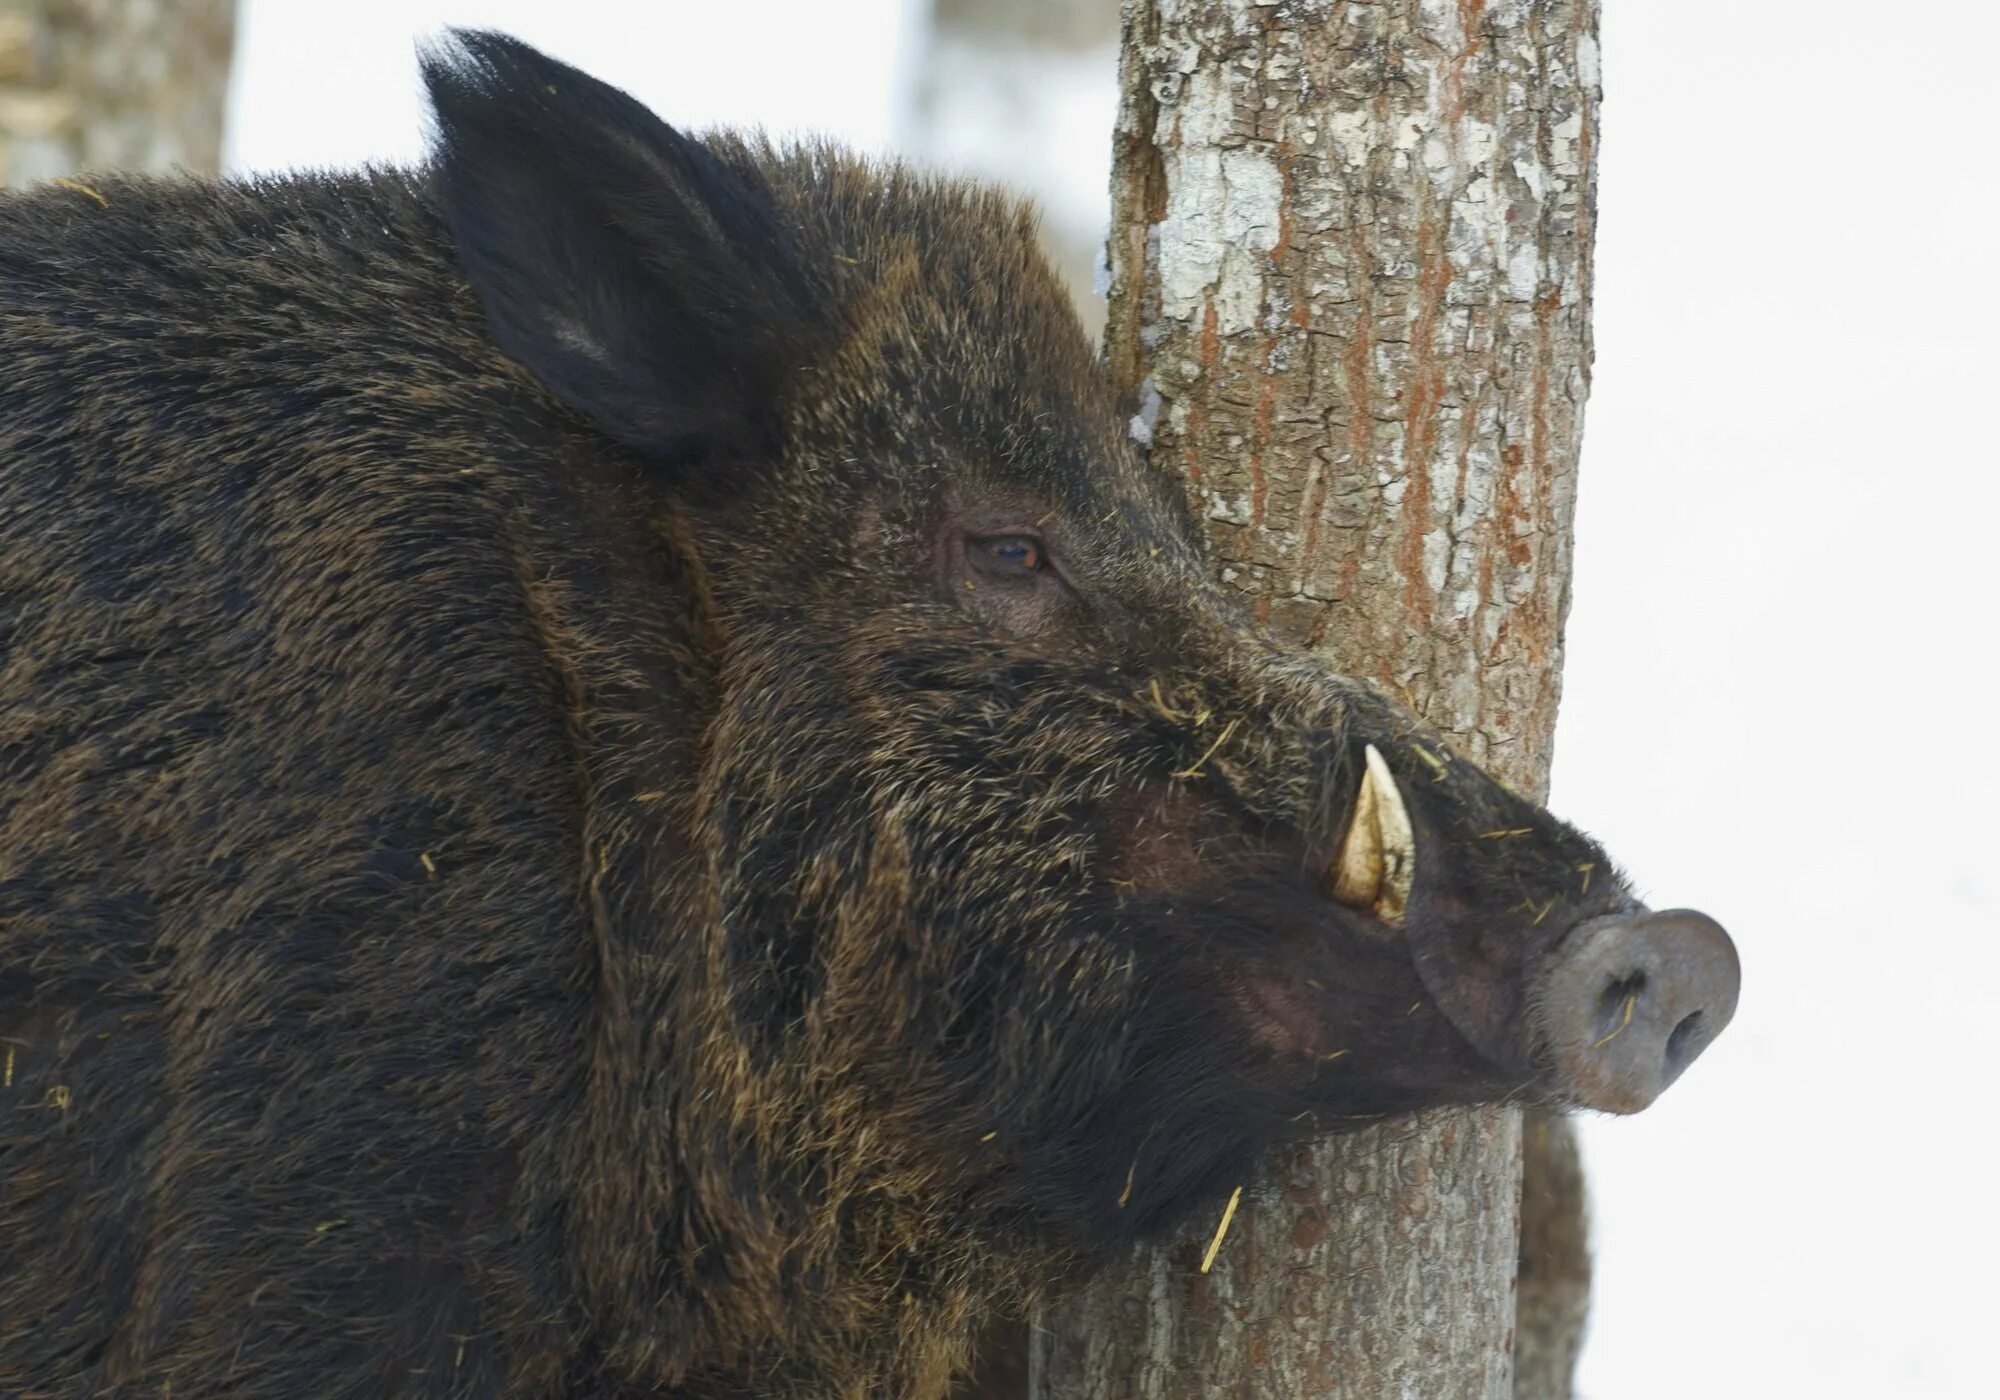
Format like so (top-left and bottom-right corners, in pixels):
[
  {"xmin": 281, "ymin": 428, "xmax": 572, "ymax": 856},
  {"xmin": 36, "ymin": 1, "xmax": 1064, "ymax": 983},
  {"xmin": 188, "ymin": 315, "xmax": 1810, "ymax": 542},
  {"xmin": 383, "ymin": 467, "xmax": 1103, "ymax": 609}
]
[
  {"xmin": 1208, "ymin": 491, "xmax": 1254, "ymax": 526},
  {"xmin": 1550, "ymin": 109, "xmax": 1586, "ymax": 176},
  {"xmin": 1322, "ymin": 107, "xmax": 1377, "ymax": 168},
  {"xmin": 1578, "ymin": 33, "xmax": 1602, "ymax": 89},
  {"xmin": 1506, "ymin": 242, "xmax": 1542, "ymax": 300},
  {"xmin": 1129, "ymin": 377, "xmax": 1164, "ymax": 447},
  {"xmin": 1159, "ymin": 142, "xmax": 1285, "ymax": 332}
]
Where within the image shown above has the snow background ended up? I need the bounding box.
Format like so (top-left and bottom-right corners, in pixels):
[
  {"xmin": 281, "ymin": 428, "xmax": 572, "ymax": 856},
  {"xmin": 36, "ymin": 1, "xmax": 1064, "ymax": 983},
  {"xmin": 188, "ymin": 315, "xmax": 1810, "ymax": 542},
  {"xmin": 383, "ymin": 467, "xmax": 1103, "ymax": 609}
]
[{"xmin": 227, "ymin": 2, "xmax": 2000, "ymax": 1395}]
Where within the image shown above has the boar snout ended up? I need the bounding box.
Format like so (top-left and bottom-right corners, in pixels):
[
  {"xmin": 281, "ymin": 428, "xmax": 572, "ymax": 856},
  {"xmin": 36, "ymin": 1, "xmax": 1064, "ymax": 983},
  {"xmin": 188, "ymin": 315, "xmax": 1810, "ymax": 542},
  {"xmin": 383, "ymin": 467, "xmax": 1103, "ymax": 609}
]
[{"xmin": 1539, "ymin": 909, "xmax": 1740, "ymax": 1113}]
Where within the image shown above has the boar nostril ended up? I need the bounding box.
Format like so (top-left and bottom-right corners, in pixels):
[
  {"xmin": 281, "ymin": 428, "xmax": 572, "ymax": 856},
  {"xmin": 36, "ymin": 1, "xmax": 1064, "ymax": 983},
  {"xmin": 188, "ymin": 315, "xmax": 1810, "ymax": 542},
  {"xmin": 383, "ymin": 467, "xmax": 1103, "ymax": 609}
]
[
  {"xmin": 1593, "ymin": 972, "xmax": 1647, "ymax": 1044},
  {"xmin": 1664, "ymin": 1010, "xmax": 1705, "ymax": 1075}
]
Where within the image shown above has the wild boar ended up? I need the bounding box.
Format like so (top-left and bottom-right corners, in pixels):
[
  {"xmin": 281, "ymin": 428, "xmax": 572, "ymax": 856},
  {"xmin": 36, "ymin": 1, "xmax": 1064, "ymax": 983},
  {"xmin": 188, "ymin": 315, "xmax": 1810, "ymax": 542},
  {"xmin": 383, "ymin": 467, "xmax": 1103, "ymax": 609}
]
[{"xmin": 0, "ymin": 31, "xmax": 1738, "ymax": 1399}]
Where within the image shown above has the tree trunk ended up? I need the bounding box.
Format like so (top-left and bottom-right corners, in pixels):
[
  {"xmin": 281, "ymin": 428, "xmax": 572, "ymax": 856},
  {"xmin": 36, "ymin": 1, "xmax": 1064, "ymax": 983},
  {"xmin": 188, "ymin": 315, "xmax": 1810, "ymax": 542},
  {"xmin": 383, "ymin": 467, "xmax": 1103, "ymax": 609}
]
[
  {"xmin": 0, "ymin": 0, "xmax": 235, "ymax": 187},
  {"xmin": 1032, "ymin": 1, "xmax": 1600, "ymax": 1395},
  {"xmin": 1515, "ymin": 1111, "xmax": 1590, "ymax": 1399}
]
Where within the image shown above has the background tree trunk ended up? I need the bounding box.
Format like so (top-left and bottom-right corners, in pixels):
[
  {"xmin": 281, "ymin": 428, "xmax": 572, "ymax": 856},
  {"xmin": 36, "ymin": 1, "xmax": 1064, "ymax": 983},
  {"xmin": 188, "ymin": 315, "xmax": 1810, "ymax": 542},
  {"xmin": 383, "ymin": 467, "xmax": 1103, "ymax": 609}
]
[
  {"xmin": 0, "ymin": 0, "xmax": 235, "ymax": 186},
  {"xmin": 1515, "ymin": 1111, "xmax": 1590, "ymax": 1398},
  {"xmin": 902, "ymin": 0, "xmax": 1122, "ymax": 340},
  {"xmin": 1031, "ymin": 1, "xmax": 1601, "ymax": 1395}
]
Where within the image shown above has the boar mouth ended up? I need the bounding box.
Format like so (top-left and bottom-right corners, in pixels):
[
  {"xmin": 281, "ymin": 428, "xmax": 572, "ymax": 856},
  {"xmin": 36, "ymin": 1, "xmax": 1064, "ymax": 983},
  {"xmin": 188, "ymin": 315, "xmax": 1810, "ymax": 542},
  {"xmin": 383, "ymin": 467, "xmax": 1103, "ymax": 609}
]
[{"xmin": 1307, "ymin": 746, "xmax": 1740, "ymax": 1115}]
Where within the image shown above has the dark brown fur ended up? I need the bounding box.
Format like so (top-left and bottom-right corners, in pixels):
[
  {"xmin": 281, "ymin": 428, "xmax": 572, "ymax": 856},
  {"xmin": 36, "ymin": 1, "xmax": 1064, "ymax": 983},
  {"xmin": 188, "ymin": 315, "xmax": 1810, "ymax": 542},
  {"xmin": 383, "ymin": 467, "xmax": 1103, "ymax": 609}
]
[{"xmin": 3, "ymin": 33, "xmax": 1648, "ymax": 1398}]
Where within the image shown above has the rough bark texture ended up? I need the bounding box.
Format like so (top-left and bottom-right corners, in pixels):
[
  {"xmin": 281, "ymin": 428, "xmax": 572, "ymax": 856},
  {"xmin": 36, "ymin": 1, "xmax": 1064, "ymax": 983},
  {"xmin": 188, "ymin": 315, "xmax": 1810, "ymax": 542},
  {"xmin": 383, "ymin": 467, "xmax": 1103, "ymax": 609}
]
[
  {"xmin": 1033, "ymin": 1, "xmax": 1601, "ymax": 1395},
  {"xmin": 0, "ymin": 0, "xmax": 235, "ymax": 187}
]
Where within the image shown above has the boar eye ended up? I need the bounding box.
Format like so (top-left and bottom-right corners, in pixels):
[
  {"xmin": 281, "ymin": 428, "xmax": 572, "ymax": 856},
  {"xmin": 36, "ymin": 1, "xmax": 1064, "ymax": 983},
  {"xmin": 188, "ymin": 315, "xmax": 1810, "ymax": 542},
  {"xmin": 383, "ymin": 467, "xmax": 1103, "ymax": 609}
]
[{"xmin": 967, "ymin": 534, "xmax": 1045, "ymax": 578}]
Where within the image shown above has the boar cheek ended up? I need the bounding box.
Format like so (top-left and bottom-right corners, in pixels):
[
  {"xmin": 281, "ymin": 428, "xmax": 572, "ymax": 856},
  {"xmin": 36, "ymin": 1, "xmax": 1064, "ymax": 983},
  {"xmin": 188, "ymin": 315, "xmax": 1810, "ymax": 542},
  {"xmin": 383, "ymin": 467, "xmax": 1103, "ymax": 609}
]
[{"xmin": 1399, "ymin": 803, "xmax": 1535, "ymax": 1071}]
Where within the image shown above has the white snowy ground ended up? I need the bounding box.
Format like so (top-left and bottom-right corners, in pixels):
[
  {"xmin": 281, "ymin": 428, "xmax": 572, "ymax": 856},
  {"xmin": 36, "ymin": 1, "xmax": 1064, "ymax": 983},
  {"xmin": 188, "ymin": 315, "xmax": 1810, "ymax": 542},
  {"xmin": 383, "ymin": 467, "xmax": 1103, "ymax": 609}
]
[{"xmin": 229, "ymin": 2, "xmax": 1998, "ymax": 1395}]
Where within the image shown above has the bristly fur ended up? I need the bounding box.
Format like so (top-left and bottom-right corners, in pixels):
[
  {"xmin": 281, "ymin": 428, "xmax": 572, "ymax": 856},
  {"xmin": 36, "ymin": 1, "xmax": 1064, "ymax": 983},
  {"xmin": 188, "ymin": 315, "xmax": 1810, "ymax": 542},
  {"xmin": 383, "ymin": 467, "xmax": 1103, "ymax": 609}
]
[{"xmin": 1, "ymin": 30, "xmax": 1639, "ymax": 1399}]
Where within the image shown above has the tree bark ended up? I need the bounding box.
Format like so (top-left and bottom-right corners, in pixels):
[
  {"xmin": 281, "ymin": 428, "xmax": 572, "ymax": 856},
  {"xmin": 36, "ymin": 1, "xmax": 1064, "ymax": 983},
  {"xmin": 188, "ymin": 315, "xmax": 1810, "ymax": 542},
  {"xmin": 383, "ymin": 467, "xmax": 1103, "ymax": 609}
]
[
  {"xmin": 1033, "ymin": 2, "xmax": 1600, "ymax": 1396},
  {"xmin": 0, "ymin": 0, "xmax": 235, "ymax": 187}
]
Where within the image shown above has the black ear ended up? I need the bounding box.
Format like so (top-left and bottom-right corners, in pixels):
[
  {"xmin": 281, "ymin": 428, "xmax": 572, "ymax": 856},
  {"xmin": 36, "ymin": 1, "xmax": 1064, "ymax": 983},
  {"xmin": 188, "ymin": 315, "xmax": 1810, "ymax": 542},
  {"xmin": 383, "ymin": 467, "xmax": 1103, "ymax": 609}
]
[{"xmin": 421, "ymin": 30, "xmax": 822, "ymax": 462}]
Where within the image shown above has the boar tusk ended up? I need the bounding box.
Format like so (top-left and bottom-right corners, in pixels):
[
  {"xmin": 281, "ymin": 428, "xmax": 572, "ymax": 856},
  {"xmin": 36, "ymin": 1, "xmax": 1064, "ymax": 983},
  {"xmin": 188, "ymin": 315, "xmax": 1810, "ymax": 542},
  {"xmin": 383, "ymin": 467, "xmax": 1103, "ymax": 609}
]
[
  {"xmin": 1330, "ymin": 755, "xmax": 1387, "ymax": 908},
  {"xmin": 1366, "ymin": 746, "xmax": 1416, "ymax": 925},
  {"xmin": 1330, "ymin": 745, "xmax": 1415, "ymax": 928}
]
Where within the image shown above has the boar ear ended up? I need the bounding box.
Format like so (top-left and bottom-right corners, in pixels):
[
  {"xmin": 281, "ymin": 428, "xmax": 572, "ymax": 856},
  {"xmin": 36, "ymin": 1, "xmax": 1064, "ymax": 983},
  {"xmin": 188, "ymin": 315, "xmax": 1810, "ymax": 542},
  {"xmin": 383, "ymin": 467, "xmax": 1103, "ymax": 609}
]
[{"xmin": 421, "ymin": 30, "xmax": 822, "ymax": 464}]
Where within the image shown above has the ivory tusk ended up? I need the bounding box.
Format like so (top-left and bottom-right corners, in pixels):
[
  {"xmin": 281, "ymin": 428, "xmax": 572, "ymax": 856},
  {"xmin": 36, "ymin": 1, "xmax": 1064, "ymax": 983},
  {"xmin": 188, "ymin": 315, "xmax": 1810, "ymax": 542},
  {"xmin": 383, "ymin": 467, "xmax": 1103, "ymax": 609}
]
[{"xmin": 1330, "ymin": 744, "xmax": 1415, "ymax": 928}]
